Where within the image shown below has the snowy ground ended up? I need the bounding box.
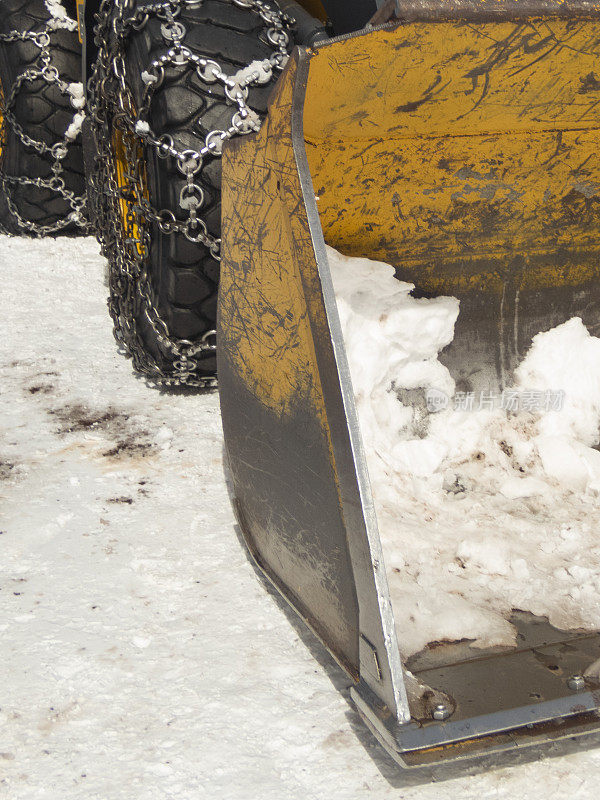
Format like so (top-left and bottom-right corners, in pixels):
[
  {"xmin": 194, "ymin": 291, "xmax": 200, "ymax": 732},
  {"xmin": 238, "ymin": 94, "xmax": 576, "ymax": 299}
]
[{"xmin": 3, "ymin": 236, "xmax": 600, "ymax": 799}]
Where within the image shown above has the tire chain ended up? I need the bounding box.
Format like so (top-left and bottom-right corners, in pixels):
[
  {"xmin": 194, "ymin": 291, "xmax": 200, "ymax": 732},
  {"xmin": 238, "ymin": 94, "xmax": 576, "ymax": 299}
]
[
  {"xmin": 0, "ymin": 14, "xmax": 88, "ymax": 236},
  {"xmin": 88, "ymin": 0, "xmax": 295, "ymax": 388}
]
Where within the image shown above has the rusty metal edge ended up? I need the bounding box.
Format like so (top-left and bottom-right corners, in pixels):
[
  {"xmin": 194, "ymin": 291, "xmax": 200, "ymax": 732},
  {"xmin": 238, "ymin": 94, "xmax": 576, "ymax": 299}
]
[
  {"xmin": 391, "ymin": 0, "xmax": 600, "ymax": 23},
  {"xmin": 315, "ymin": 0, "xmax": 600, "ymax": 49},
  {"xmin": 352, "ymin": 680, "xmax": 600, "ymax": 766},
  {"xmin": 350, "ymin": 686, "xmax": 600, "ymax": 770}
]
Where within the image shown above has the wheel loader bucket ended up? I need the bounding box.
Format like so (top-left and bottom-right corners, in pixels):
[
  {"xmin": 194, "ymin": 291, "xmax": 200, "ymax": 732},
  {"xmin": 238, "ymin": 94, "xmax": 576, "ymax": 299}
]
[{"xmin": 217, "ymin": 2, "xmax": 600, "ymax": 768}]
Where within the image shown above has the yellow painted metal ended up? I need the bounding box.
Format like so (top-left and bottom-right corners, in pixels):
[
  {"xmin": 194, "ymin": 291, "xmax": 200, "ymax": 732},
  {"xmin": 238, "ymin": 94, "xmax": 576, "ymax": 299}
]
[
  {"xmin": 303, "ymin": 20, "xmax": 600, "ymax": 294},
  {"xmin": 296, "ymin": 0, "xmax": 328, "ymax": 23},
  {"xmin": 111, "ymin": 116, "xmax": 148, "ymax": 259},
  {"xmin": 304, "ymin": 21, "xmax": 600, "ymax": 137},
  {"xmin": 221, "ymin": 56, "xmax": 367, "ymax": 670},
  {"xmin": 76, "ymin": 0, "xmax": 84, "ymax": 43},
  {"xmin": 219, "ymin": 15, "xmax": 600, "ymax": 409},
  {"xmin": 221, "ymin": 56, "xmax": 330, "ymax": 425}
]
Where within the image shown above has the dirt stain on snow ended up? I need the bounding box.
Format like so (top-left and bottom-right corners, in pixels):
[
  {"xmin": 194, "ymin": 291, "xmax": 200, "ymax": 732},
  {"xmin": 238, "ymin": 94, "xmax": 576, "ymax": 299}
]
[
  {"xmin": 10, "ymin": 364, "xmax": 58, "ymax": 396},
  {"xmin": 47, "ymin": 403, "xmax": 156, "ymax": 465},
  {"xmin": 27, "ymin": 384, "xmax": 55, "ymax": 395},
  {"xmin": 0, "ymin": 460, "xmax": 15, "ymax": 480},
  {"xmin": 49, "ymin": 403, "xmax": 127, "ymax": 434},
  {"xmin": 101, "ymin": 437, "xmax": 153, "ymax": 461},
  {"xmin": 322, "ymin": 730, "xmax": 353, "ymax": 750}
]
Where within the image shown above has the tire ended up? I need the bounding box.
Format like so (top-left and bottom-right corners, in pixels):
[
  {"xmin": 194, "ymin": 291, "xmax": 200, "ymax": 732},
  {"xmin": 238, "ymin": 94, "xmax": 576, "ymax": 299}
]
[
  {"xmin": 88, "ymin": 0, "xmax": 295, "ymax": 387},
  {"xmin": 0, "ymin": 0, "xmax": 87, "ymax": 235}
]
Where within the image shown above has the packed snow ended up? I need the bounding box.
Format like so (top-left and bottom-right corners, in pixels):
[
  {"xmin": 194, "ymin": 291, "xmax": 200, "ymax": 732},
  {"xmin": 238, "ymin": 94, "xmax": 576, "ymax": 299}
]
[
  {"xmin": 66, "ymin": 83, "xmax": 85, "ymax": 111},
  {"xmin": 329, "ymin": 245, "xmax": 600, "ymax": 659},
  {"xmin": 64, "ymin": 111, "xmax": 85, "ymax": 142},
  {"xmin": 134, "ymin": 120, "xmax": 151, "ymax": 136},
  {"xmin": 231, "ymin": 59, "xmax": 274, "ymax": 88},
  {"xmin": 65, "ymin": 83, "xmax": 86, "ymax": 142},
  {"xmin": 3, "ymin": 235, "xmax": 600, "ymax": 798},
  {"xmin": 45, "ymin": 0, "xmax": 78, "ymax": 31}
]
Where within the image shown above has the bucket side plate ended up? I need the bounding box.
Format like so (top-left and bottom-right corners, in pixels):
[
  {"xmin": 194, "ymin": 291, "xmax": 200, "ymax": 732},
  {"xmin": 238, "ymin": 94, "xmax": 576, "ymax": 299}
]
[{"xmin": 218, "ymin": 52, "xmax": 408, "ymax": 720}]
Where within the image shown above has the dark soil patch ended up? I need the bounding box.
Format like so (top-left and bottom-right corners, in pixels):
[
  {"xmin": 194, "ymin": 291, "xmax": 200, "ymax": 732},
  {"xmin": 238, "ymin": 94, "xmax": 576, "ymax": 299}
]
[
  {"xmin": 49, "ymin": 404, "xmax": 126, "ymax": 434},
  {"xmin": 28, "ymin": 384, "xmax": 54, "ymax": 395},
  {"xmin": 101, "ymin": 438, "xmax": 154, "ymax": 459},
  {"xmin": 0, "ymin": 460, "xmax": 15, "ymax": 480},
  {"xmin": 48, "ymin": 403, "xmax": 156, "ymax": 461}
]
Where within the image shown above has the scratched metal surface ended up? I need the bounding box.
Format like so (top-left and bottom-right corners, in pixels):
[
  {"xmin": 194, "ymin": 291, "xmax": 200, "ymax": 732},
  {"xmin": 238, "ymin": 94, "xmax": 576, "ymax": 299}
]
[
  {"xmin": 218, "ymin": 51, "xmax": 409, "ymax": 723},
  {"xmin": 393, "ymin": 0, "xmax": 600, "ymax": 22},
  {"xmin": 219, "ymin": 54, "xmax": 360, "ymax": 674},
  {"xmin": 304, "ymin": 17, "xmax": 600, "ymax": 388}
]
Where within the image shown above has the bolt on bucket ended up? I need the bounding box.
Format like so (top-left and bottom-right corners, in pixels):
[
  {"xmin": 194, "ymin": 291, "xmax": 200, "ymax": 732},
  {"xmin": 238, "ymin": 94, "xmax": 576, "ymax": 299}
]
[{"xmin": 217, "ymin": 1, "xmax": 600, "ymax": 768}]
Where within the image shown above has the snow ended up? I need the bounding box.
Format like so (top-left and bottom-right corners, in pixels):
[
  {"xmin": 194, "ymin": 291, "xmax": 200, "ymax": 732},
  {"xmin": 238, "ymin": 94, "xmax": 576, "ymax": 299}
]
[
  {"xmin": 134, "ymin": 120, "xmax": 151, "ymax": 136},
  {"xmin": 329, "ymin": 245, "xmax": 600, "ymax": 658},
  {"xmin": 141, "ymin": 70, "xmax": 159, "ymax": 86},
  {"xmin": 63, "ymin": 85, "xmax": 85, "ymax": 142},
  {"xmin": 3, "ymin": 235, "xmax": 600, "ymax": 797},
  {"xmin": 231, "ymin": 59, "xmax": 273, "ymax": 87},
  {"xmin": 45, "ymin": 0, "xmax": 78, "ymax": 31},
  {"xmin": 66, "ymin": 83, "xmax": 86, "ymax": 111},
  {"xmin": 498, "ymin": 318, "xmax": 600, "ymax": 442},
  {"xmin": 64, "ymin": 111, "xmax": 85, "ymax": 142}
]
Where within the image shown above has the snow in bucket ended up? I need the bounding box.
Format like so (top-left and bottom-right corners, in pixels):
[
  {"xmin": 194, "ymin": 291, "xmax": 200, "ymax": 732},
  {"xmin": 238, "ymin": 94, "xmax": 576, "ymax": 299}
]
[{"xmin": 328, "ymin": 244, "xmax": 600, "ymax": 659}]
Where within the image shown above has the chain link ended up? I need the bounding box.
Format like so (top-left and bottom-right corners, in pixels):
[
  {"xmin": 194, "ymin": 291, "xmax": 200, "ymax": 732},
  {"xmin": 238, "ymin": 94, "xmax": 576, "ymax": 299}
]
[
  {"xmin": 0, "ymin": 18, "xmax": 88, "ymax": 236},
  {"xmin": 88, "ymin": 0, "xmax": 293, "ymax": 388}
]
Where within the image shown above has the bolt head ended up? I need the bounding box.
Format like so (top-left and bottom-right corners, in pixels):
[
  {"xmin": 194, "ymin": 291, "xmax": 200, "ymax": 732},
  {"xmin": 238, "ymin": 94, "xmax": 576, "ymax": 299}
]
[
  {"xmin": 567, "ymin": 675, "xmax": 586, "ymax": 692},
  {"xmin": 432, "ymin": 703, "xmax": 451, "ymax": 721}
]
